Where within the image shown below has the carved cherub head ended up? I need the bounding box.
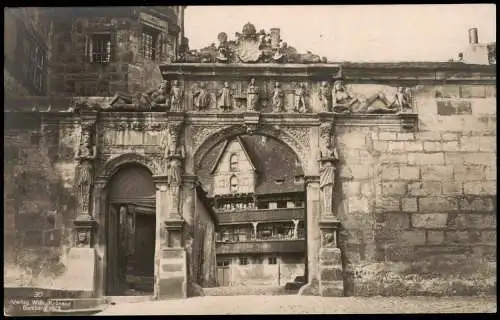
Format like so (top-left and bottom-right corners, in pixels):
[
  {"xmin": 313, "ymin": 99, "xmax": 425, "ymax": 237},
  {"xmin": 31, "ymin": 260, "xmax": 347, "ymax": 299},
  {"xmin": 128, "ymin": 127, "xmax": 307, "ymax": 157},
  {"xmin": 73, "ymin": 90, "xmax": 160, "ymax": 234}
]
[{"xmin": 77, "ymin": 231, "xmax": 88, "ymax": 245}]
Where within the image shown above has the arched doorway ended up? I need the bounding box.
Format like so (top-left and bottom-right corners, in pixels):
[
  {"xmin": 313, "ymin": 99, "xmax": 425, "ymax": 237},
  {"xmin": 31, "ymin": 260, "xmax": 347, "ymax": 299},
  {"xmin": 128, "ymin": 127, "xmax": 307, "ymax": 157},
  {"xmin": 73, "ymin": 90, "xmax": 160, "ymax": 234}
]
[
  {"xmin": 197, "ymin": 134, "xmax": 308, "ymax": 293},
  {"xmin": 105, "ymin": 164, "xmax": 156, "ymax": 296}
]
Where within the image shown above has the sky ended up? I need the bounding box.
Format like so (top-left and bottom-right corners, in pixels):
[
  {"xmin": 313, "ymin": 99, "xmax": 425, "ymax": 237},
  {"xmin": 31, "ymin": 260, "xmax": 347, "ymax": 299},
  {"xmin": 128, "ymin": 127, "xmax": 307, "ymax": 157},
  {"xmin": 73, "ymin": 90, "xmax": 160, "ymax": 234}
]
[{"xmin": 185, "ymin": 4, "xmax": 496, "ymax": 62}]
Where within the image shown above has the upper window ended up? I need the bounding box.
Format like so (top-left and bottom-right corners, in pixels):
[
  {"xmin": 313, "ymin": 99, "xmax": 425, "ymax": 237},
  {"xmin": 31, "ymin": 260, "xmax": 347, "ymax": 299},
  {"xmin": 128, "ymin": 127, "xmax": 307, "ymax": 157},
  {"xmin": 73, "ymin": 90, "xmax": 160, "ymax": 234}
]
[
  {"xmin": 239, "ymin": 256, "xmax": 248, "ymax": 265},
  {"xmin": 89, "ymin": 34, "xmax": 112, "ymax": 64},
  {"xmin": 229, "ymin": 153, "xmax": 239, "ymax": 171},
  {"xmin": 230, "ymin": 176, "xmax": 239, "ymax": 193},
  {"xmin": 141, "ymin": 26, "xmax": 160, "ymax": 61}
]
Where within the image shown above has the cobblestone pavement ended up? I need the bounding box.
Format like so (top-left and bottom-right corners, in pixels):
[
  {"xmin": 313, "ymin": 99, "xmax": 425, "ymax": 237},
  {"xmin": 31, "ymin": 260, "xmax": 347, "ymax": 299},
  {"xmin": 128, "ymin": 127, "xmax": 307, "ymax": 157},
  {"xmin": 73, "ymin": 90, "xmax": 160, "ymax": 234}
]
[{"xmin": 97, "ymin": 295, "xmax": 497, "ymax": 315}]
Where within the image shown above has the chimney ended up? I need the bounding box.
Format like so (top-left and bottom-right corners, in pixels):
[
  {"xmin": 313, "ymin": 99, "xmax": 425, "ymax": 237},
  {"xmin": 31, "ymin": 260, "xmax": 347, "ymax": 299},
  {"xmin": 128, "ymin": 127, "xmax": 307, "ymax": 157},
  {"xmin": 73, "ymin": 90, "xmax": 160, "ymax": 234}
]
[
  {"xmin": 270, "ymin": 28, "xmax": 280, "ymax": 49},
  {"xmin": 468, "ymin": 28, "xmax": 478, "ymax": 45}
]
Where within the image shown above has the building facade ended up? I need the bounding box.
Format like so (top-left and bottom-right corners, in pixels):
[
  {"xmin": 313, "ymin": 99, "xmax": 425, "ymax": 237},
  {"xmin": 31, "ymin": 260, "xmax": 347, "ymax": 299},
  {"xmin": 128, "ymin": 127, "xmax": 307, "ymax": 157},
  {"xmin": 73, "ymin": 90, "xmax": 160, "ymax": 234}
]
[
  {"xmin": 202, "ymin": 135, "xmax": 306, "ymax": 286},
  {"xmin": 3, "ymin": 10, "xmax": 497, "ymax": 306}
]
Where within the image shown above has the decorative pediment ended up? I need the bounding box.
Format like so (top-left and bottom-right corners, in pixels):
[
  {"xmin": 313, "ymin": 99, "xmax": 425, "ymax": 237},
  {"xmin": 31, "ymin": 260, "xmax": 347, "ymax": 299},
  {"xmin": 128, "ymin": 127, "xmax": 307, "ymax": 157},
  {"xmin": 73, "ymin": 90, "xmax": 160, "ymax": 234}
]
[{"xmin": 176, "ymin": 22, "xmax": 326, "ymax": 64}]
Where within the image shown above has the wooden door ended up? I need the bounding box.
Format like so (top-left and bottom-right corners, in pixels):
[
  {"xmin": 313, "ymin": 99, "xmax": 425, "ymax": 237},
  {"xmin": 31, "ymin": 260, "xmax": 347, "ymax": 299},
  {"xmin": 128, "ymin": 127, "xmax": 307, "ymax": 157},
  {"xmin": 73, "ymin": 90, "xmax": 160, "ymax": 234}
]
[
  {"xmin": 105, "ymin": 205, "xmax": 120, "ymax": 295},
  {"xmin": 216, "ymin": 260, "xmax": 230, "ymax": 287}
]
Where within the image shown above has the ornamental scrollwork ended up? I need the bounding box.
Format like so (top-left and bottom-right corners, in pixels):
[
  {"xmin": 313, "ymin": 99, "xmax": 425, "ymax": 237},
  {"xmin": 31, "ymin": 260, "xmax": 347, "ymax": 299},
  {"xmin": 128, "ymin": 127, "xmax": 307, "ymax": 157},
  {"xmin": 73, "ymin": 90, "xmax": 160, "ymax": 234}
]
[
  {"xmin": 191, "ymin": 126, "xmax": 222, "ymax": 154},
  {"xmin": 281, "ymin": 126, "xmax": 310, "ymax": 150}
]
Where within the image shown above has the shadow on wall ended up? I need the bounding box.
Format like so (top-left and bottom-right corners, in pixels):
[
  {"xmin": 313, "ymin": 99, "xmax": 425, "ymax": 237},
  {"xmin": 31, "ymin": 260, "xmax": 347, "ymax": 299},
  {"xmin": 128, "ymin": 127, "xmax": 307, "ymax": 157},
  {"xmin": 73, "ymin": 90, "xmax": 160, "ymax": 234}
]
[{"xmin": 4, "ymin": 132, "xmax": 76, "ymax": 289}]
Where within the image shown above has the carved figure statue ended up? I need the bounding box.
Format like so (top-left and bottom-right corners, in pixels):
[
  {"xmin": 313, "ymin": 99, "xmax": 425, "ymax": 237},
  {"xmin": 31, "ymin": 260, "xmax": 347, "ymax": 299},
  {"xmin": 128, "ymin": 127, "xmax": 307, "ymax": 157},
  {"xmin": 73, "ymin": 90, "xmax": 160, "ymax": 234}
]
[
  {"xmin": 141, "ymin": 80, "xmax": 170, "ymax": 109},
  {"xmin": 320, "ymin": 161, "xmax": 336, "ymax": 215},
  {"xmin": 319, "ymin": 124, "xmax": 338, "ymax": 216},
  {"xmin": 75, "ymin": 160, "xmax": 93, "ymax": 217},
  {"xmin": 294, "ymin": 82, "xmax": 308, "ymax": 113},
  {"xmin": 217, "ymin": 82, "xmax": 233, "ymax": 112},
  {"xmin": 246, "ymin": 78, "xmax": 259, "ymax": 111},
  {"xmin": 216, "ymin": 32, "xmax": 230, "ymax": 62},
  {"xmin": 170, "ymin": 80, "xmax": 184, "ymax": 112},
  {"xmin": 75, "ymin": 121, "xmax": 96, "ymax": 218},
  {"xmin": 77, "ymin": 129, "xmax": 94, "ymax": 160},
  {"xmin": 332, "ymin": 80, "xmax": 355, "ymax": 113},
  {"xmin": 271, "ymin": 81, "xmax": 285, "ymax": 112},
  {"xmin": 168, "ymin": 157, "xmax": 183, "ymax": 189},
  {"xmin": 193, "ymin": 82, "xmax": 211, "ymax": 111},
  {"xmin": 391, "ymin": 87, "xmax": 412, "ymax": 112},
  {"xmin": 319, "ymin": 81, "xmax": 332, "ymax": 112}
]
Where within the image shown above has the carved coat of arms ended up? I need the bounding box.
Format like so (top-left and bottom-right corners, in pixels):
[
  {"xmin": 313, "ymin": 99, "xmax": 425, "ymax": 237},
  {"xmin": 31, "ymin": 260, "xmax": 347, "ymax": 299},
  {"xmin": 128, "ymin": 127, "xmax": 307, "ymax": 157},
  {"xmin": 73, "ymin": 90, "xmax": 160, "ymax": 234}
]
[
  {"xmin": 237, "ymin": 38, "xmax": 262, "ymax": 63},
  {"xmin": 236, "ymin": 22, "xmax": 263, "ymax": 63}
]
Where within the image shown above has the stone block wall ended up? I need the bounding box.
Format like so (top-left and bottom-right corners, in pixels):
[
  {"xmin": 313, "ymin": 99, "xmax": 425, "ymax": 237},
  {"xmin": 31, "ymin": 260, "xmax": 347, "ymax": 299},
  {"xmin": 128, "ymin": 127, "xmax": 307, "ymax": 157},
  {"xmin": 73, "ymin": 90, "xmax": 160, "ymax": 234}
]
[
  {"xmin": 4, "ymin": 114, "xmax": 79, "ymax": 289},
  {"xmin": 50, "ymin": 11, "xmax": 174, "ymax": 97},
  {"xmin": 335, "ymin": 83, "xmax": 496, "ymax": 296}
]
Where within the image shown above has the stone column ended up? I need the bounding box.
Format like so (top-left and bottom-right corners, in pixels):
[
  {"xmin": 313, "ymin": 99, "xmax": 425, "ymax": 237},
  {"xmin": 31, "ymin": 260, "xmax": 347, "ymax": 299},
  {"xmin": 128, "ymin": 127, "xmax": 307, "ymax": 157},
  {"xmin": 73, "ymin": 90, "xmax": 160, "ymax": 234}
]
[
  {"xmin": 252, "ymin": 222, "xmax": 259, "ymax": 239},
  {"xmin": 298, "ymin": 175, "xmax": 321, "ymax": 296},
  {"xmin": 292, "ymin": 219, "xmax": 300, "ymax": 239},
  {"xmin": 182, "ymin": 175, "xmax": 204, "ymax": 297},
  {"xmin": 155, "ymin": 113, "xmax": 188, "ymax": 300},
  {"xmin": 66, "ymin": 113, "xmax": 98, "ymax": 294},
  {"xmin": 92, "ymin": 178, "xmax": 107, "ymax": 297},
  {"xmin": 317, "ymin": 122, "xmax": 344, "ymax": 297},
  {"xmin": 318, "ymin": 220, "xmax": 343, "ymax": 297},
  {"xmin": 153, "ymin": 175, "xmax": 187, "ymax": 300}
]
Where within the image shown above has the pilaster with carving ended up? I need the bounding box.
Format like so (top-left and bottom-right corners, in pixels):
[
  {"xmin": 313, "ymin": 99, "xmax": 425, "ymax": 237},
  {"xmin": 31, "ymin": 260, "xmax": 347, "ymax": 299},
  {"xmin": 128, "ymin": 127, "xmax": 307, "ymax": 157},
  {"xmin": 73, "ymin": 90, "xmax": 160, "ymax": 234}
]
[
  {"xmin": 73, "ymin": 114, "xmax": 98, "ymax": 247},
  {"xmin": 318, "ymin": 122, "xmax": 339, "ymax": 218}
]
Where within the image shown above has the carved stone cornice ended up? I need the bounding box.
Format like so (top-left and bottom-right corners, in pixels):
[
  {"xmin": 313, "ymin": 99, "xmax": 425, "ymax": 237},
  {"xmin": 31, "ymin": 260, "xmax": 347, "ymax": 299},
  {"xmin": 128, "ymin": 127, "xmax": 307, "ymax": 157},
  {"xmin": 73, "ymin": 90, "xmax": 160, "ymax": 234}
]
[
  {"xmin": 160, "ymin": 62, "xmax": 496, "ymax": 85},
  {"xmin": 161, "ymin": 63, "xmax": 342, "ymax": 81},
  {"xmin": 153, "ymin": 175, "xmax": 169, "ymax": 186}
]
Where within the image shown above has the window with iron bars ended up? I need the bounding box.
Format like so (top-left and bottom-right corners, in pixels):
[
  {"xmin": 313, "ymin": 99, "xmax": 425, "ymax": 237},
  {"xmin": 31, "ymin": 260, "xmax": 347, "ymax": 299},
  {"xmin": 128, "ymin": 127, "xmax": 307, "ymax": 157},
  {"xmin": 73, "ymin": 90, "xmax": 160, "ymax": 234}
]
[
  {"xmin": 141, "ymin": 26, "xmax": 160, "ymax": 61},
  {"xmin": 89, "ymin": 34, "xmax": 112, "ymax": 64}
]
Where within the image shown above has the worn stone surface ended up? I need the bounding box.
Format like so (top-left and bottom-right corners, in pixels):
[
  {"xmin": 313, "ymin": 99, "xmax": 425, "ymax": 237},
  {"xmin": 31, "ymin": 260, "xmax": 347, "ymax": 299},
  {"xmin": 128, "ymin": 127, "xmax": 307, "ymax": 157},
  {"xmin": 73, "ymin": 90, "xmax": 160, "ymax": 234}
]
[{"xmin": 3, "ymin": 28, "xmax": 497, "ymax": 302}]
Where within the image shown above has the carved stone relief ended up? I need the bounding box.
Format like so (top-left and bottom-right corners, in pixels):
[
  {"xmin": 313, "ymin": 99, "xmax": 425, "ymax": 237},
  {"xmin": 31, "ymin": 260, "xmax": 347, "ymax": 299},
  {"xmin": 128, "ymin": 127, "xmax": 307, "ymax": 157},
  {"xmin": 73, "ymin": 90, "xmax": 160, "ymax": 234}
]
[
  {"xmin": 321, "ymin": 228, "xmax": 338, "ymax": 248},
  {"xmin": 74, "ymin": 118, "xmax": 96, "ymax": 219},
  {"xmin": 318, "ymin": 122, "xmax": 339, "ymax": 216},
  {"xmin": 217, "ymin": 82, "xmax": 233, "ymax": 112},
  {"xmin": 271, "ymin": 81, "xmax": 285, "ymax": 113},
  {"xmin": 176, "ymin": 22, "xmax": 326, "ymax": 64},
  {"xmin": 246, "ymin": 78, "xmax": 260, "ymax": 112},
  {"xmin": 294, "ymin": 82, "xmax": 309, "ymax": 113},
  {"xmin": 192, "ymin": 82, "xmax": 211, "ymax": 111}
]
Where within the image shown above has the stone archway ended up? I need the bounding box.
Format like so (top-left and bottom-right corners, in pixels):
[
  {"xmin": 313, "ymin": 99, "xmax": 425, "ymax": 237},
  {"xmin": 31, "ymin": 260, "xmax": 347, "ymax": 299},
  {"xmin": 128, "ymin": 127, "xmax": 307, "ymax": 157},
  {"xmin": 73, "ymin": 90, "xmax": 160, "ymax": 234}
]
[
  {"xmin": 192, "ymin": 128, "xmax": 312, "ymax": 292},
  {"xmin": 192, "ymin": 124, "xmax": 311, "ymax": 174},
  {"xmin": 96, "ymin": 155, "xmax": 158, "ymax": 296},
  {"xmin": 106, "ymin": 163, "xmax": 156, "ymax": 296}
]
